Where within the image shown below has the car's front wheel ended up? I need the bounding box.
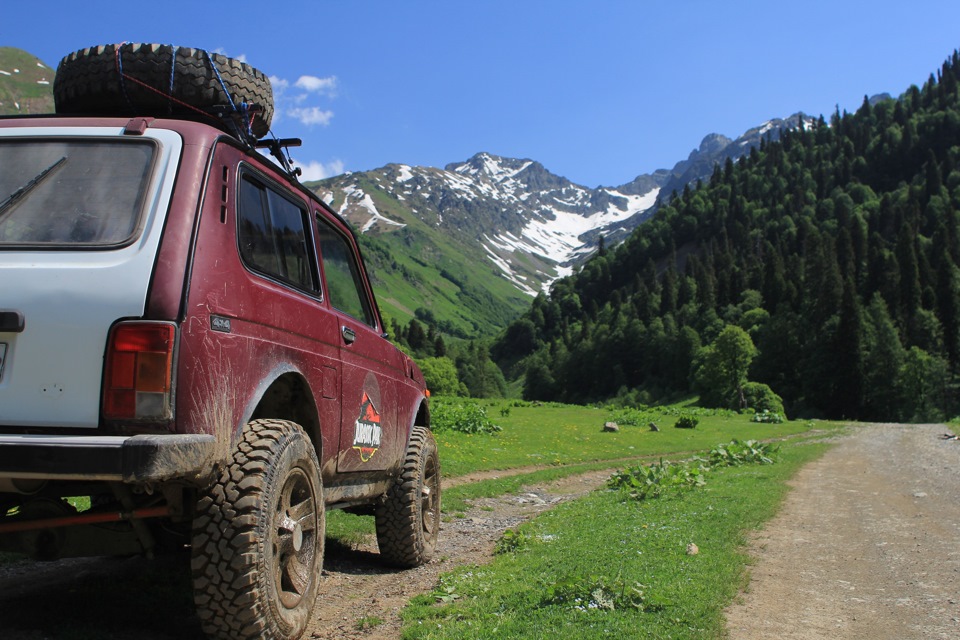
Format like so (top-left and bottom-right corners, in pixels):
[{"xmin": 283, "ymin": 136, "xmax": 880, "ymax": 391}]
[{"xmin": 375, "ymin": 426, "xmax": 441, "ymax": 567}]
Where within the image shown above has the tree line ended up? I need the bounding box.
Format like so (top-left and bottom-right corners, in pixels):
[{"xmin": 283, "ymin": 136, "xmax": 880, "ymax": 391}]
[
  {"xmin": 390, "ymin": 316, "xmax": 507, "ymax": 398},
  {"xmin": 490, "ymin": 51, "xmax": 960, "ymax": 421}
]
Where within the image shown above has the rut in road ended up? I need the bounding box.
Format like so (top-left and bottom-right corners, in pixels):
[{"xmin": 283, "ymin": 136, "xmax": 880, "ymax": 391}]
[{"xmin": 305, "ymin": 468, "xmax": 615, "ymax": 639}]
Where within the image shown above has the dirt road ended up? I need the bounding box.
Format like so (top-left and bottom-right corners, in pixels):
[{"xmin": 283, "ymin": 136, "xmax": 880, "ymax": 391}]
[
  {"xmin": 725, "ymin": 423, "xmax": 960, "ymax": 639},
  {"xmin": 1, "ymin": 424, "xmax": 957, "ymax": 639}
]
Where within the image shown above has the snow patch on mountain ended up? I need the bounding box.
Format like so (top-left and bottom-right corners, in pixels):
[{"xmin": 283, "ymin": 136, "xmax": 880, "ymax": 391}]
[
  {"xmin": 339, "ymin": 185, "xmax": 406, "ymax": 232},
  {"xmin": 485, "ymin": 186, "xmax": 659, "ymax": 265},
  {"xmin": 482, "ymin": 240, "xmax": 538, "ymax": 297}
]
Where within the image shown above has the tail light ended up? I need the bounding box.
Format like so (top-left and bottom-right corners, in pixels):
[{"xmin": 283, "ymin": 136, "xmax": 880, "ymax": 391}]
[{"xmin": 102, "ymin": 322, "xmax": 176, "ymax": 421}]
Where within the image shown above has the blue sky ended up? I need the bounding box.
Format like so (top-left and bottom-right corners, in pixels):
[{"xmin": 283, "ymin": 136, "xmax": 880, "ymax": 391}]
[{"xmin": 5, "ymin": 1, "xmax": 960, "ymax": 186}]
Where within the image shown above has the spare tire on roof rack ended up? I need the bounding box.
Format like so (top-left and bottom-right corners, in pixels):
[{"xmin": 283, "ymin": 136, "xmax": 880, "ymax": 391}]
[{"xmin": 53, "ymin": 43, "xmax": 274, "ymax": 140}]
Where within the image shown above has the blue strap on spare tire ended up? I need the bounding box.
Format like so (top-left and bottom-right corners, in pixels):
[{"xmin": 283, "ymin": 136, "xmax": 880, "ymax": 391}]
[
  {"xmin": 204, "ymin": 50, "xmax": 254, "ymax": 138},
  {"xmin": 111, "ymin": 43, "xmax": 256, "ymax": 139},
  {"xmin": 115, "ymin": 42, "xmax": 135, "ymax": 111},
  {"xmin": 168, "ymin": 45, "xmax": 178, "ymax": 113}
]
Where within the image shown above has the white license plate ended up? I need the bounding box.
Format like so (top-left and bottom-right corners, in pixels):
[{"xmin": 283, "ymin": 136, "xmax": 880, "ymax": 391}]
[{"xmin": 0, "ymin": 343, "xmax": 6, "ymax": 380}]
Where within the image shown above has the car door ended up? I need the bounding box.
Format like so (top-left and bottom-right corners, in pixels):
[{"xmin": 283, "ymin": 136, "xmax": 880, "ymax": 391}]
[{"xmin": 315, "ymin": 213, "xmax": 400, "ymax": 472}]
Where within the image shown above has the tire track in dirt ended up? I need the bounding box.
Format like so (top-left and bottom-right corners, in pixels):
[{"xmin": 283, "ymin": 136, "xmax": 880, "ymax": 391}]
[{"xmin": 305, "ymin": 468, "xmax": 614, "ymax": 639}]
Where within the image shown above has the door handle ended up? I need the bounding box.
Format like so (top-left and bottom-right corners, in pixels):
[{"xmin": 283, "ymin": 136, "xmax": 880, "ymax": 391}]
[
  {"xmin": 342, "ymin": 326, "xmax": 356, "ymax": 344},
  {"xmin": 0, "ymin": 310, "xmax": 25, "ymax": 333}
]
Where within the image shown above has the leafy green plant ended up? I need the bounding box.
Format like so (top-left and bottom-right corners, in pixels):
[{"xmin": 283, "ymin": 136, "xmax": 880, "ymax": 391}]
[
  {"xmin": 607, "ymin": 458, "xmax": 706, "ymax": 500},
  {"xmin": 751, "ymin": 410, "xmax": 784, "ymax": 424},
  {"xmin": 606, "ymin": 407, "xmax": 649, "ymax": 427},
  {"xmin": 708, "ymin": 439, "xmax": 779, "ymax": 467},
  {"xmin": 494, "ymin": 527, "xmax": 530, "ymax": 554},
  {"xmin": 674, "ymin": 415, "xmax": 699, "ymax": 429},
  {"xmin": 430, "ymin": 400, "xmax": 502, "ymax": 434},
  {"xmin": 542, "ymin": 575, "xmax": 664, "ymax": 612},
  {"xmin": 428, "ymin": 580, "xmax": 462, "ymax": 604}
]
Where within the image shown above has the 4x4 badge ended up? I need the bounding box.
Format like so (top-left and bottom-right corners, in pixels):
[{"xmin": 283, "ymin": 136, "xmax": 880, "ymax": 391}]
[{"xmin": 353, "ymin": 392, "xmax": 383, "ymax": 462}]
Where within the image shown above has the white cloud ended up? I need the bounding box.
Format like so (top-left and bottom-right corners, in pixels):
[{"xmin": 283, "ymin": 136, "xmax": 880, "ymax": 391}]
[
  {"xmin": 289, "ymin": 106, "xmax": 334, "ymax": 127},
  {"xmin": 295, "ymin": 75, "xmax": 337, "ymax": 96},
  {"xmin": 212, "ymin": 48, "xmax": 247, "ymax": 63},
  {"xmin": 294, "ymin": 159, "xmax": 346, "ymax": 181},
  {"xmin": 269, "ymin": 73, "xmax": 338, "ymax": 128}
]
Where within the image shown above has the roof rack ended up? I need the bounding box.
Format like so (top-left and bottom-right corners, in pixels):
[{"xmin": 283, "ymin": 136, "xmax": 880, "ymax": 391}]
[{"xmin": 255, "ymin": 137, "xmax": 303, "ymax": 179}]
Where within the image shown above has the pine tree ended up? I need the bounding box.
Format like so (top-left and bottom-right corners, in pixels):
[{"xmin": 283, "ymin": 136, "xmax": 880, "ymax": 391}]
[
  {"xmin": 862, "ymin": 294, "xmax": 905, "ymax": 419},
  {"xmin": 832, "ymin": 277, "xmax": 865, "ymax": 418}
]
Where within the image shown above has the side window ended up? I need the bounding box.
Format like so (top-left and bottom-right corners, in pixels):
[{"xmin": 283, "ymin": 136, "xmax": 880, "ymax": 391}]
[
  {"xmin": 237, "ymin": 173, "xmax": 317, "ymax": 292},
  {"xmin": 316, "ymin": 215, "xmax": 377, "ymax": 328}
]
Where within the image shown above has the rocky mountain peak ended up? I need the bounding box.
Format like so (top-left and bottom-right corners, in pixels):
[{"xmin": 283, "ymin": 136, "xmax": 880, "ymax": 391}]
[{"xmin": 313, "ymin": 111, "xmax": 815, "ymax": 298}]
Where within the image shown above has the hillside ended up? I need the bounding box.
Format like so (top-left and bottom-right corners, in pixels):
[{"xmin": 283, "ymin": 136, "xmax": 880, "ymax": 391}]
[
  {"xmin": 0, "ymin": 47, "xmax": 53, "ymax": 115},
  {"xmin": 494, "ymin": 51, "xmax": 960, "ymax": 422},
  {"xmin": 307, "ymin": 154, "xmax": 659, "ymax": 337},
  {"xmin": 309, "ymin": 116, "xmax": 815, "ymax": 338}
]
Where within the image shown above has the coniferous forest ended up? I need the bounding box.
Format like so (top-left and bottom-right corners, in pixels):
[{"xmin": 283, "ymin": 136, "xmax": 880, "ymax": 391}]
[{"xmin": 492, "ymin": 51, "xmax": 960, "ymax": 422}]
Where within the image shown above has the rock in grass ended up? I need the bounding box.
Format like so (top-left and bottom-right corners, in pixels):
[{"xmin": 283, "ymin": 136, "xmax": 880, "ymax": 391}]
[{"xmin": 603, "ymin": 422, "xmax": 620, "ymax": 433}]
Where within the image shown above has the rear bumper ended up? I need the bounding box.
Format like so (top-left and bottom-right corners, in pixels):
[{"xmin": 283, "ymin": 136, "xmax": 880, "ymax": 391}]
[{"xmin": 0, "ymin": 433, "xmax": 217, "ymax": 484}]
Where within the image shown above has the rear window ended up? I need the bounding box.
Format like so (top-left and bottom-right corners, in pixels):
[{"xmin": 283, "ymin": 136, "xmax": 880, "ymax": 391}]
[{"xmin": 0, "ymin": 139, "xmax": 155, "ymax": 247}]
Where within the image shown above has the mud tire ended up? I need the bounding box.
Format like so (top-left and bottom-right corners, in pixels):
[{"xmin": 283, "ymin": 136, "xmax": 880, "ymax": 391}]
[
  {"xmin": 374, "ymin": 426, "xmax": 441, "ymax": 567},
  {"xmin": 191, "ymin": 420, "xmax": 323, "ymax": 640},
  {"xmin": 54, "ymin": 43, "xmax": 273, "ymax": 137}
]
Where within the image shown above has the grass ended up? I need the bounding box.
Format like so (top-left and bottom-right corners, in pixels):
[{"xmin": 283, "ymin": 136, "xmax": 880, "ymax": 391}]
[
  {"xmin": 398, "ymin": 437, "xmax": 831, "ymax": 639},
  {"xmin": 327, "ymin": 401, "xmax": 836, "ymax": 565},
  {"xmin": 434, "ymin": 398, "xmax": 818, "ymax": 478}
]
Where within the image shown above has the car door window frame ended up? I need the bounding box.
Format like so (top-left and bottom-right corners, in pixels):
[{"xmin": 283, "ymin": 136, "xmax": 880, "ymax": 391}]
[{"xmin": 315, "ymin": 212, "xmax": 378, "ymax": 330}]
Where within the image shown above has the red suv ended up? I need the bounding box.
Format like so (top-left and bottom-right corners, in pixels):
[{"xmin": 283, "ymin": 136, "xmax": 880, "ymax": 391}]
[{"xmin": 0, "ymin": 43, "xmax": 439, "ymax": 640}]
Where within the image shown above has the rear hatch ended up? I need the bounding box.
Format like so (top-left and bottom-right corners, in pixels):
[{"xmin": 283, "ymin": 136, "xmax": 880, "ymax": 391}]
[{"xmin": 0, "ymin": 125, "xmax": 182, "ymax": 429}]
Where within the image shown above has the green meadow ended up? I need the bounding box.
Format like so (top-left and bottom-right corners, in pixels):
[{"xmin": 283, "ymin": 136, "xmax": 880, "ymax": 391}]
[{"xmin": 324, "ymin": 398, "xmax": 842, "ymax": 638}]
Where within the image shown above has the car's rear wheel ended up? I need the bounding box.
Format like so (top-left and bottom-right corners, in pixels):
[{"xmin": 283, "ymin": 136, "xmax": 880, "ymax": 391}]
[
  {"xmin": 191, "ymin": 419, "xmax": 323, "ymax": 640},
  {"xmin": 374, "ymin": 426, "xmax": 441, "ymax": 567},
  {"xmin": 54, "ymin": 43, "xmax": 273, "ymax": 137}
]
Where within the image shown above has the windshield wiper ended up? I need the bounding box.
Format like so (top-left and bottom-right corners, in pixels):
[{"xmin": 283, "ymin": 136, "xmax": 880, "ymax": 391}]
[{"xmin": 0, "ymin": 156, "xmax": 68, "ymax": 223}]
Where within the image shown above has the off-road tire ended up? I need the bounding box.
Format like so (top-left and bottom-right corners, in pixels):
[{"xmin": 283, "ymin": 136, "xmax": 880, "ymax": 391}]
[
  {"xmin": 191, "ymin": 420, "xmax": 323, "ymax": 640},
  {"xmin": 374, "ymin": 426, "xmax": 441, "ymax": 567},
  {"xmin": 54, "ymin": 43, "xmax": 273, "ymax": 137}
]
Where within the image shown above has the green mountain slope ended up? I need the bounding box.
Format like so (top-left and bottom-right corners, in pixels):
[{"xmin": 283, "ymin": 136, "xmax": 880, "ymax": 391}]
[
  {"xmin": 306, "ymin": 172, "xmax": 533, "ymax": 338},
  {"xmin": 0, "ymin": 47, "xmax": 54, "ymax": 115},
  {"xmin": 495, "ymin": 50, "xmax": 960, "ymax": 422}
]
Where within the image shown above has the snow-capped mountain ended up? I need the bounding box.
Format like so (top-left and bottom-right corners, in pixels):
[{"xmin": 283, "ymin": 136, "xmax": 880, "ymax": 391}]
[
  {"xmin": 311, "ymin": 111, "xmax": 819, "ymax": 299},
  {"xmin": 316, "ymin": 152, "xmax": 658, "ymax": 296}
]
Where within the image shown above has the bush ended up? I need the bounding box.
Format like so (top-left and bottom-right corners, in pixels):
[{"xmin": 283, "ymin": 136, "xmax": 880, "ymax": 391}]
[
  {"xmin": 674, "ymin": 415, "xmax": 699, "ymax": 429},
  {"xmin": 430, "ymin": 400, "xmax": 502, "ymax": 435},
  {"xmin": 741, "ymin": 382, "xmax": 786, "ymax": 417}
]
